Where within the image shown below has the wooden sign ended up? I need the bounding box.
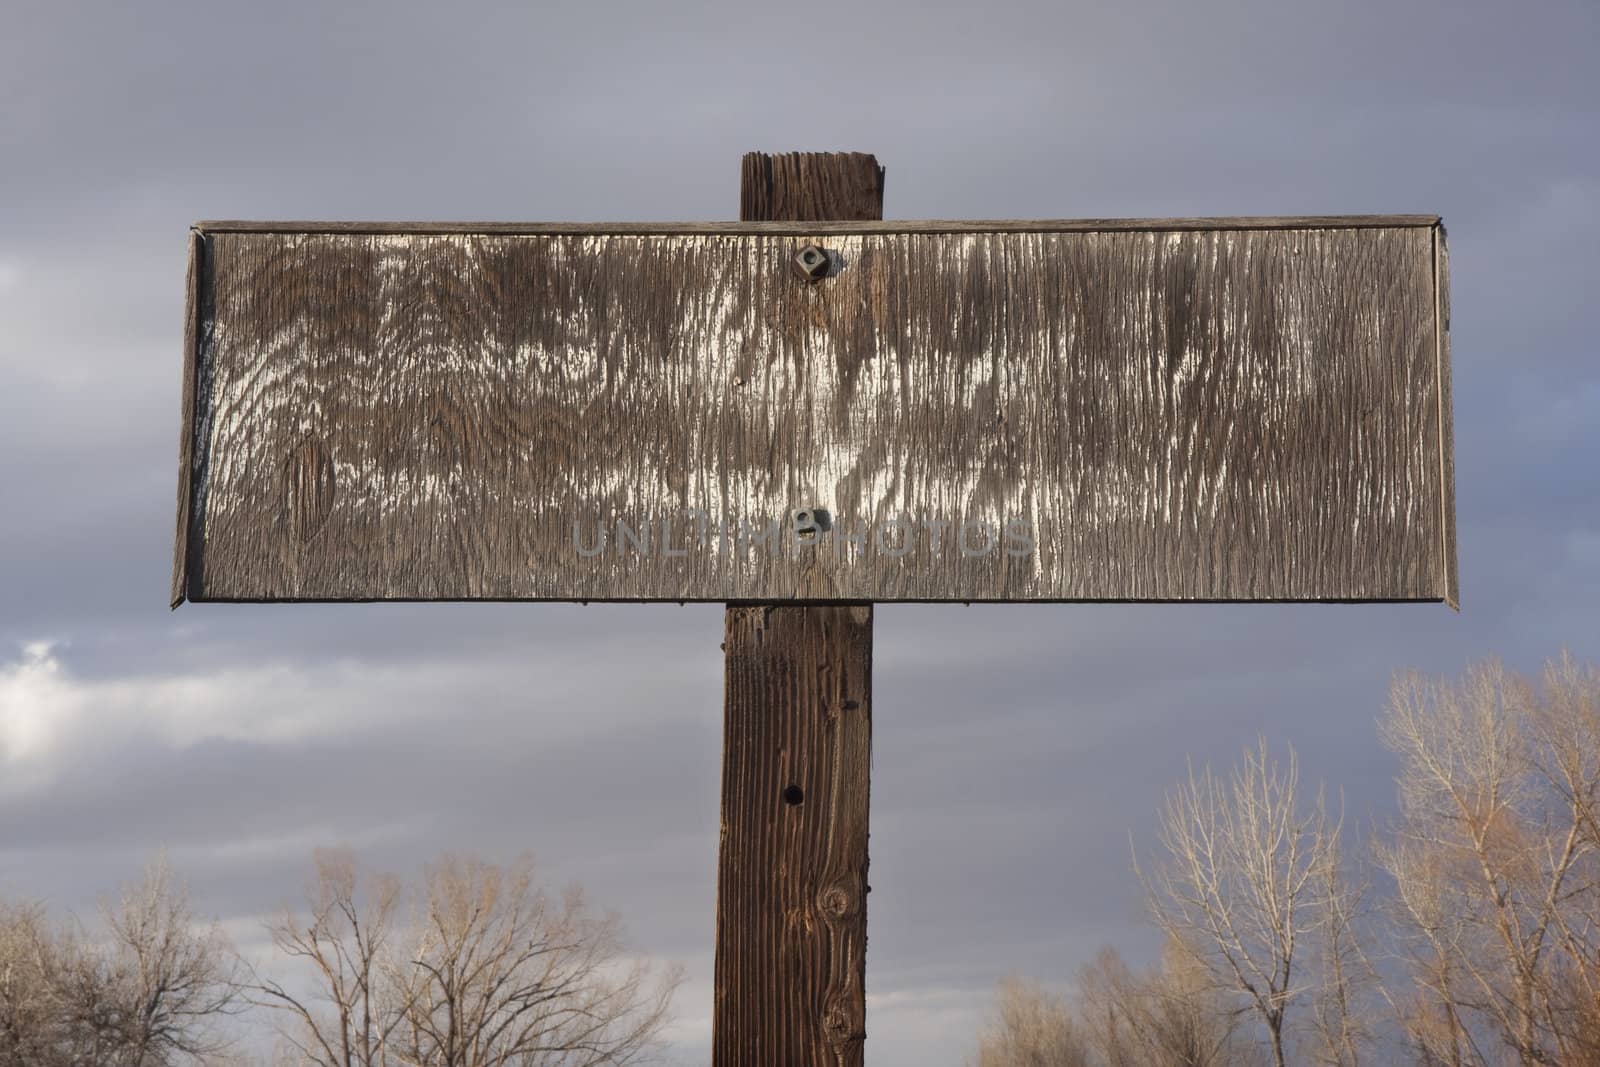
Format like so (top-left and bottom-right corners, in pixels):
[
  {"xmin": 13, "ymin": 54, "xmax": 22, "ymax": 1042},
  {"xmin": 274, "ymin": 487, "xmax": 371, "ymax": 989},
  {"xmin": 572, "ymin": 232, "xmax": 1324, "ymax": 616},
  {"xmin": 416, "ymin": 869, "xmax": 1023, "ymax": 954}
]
[{"xmin": 171, "ymin": 216, "xmax": 1455, "ymax": 606}]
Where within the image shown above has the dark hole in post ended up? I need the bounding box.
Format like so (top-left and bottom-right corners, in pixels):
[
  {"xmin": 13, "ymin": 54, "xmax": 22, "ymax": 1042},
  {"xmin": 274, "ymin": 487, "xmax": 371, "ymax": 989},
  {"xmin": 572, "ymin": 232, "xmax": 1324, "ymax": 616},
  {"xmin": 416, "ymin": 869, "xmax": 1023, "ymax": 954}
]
[{"xmin": 782, "ymin": 784, "xmax": 804, "ymax": 806}]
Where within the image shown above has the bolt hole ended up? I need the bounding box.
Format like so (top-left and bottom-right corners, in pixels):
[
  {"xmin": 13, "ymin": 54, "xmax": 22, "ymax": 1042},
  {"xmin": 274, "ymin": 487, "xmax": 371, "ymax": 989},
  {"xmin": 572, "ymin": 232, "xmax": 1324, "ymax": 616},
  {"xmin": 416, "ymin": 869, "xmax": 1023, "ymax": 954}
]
[{"xmin": 782, "ymin": 784, "xmax": 804, "ymax": 806}]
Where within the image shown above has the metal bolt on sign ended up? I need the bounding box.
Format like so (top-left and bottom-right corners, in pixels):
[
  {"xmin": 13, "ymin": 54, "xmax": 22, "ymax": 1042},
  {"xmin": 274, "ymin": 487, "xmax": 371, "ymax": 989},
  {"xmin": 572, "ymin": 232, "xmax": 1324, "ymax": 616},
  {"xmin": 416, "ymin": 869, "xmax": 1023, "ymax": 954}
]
[
  {"xmin": 791, "ymin": 507, "xmax": 827, "ymax": 544},
  {"xmin": 792, "ymin": 244, "xmax": 829, "ymax": 282}
]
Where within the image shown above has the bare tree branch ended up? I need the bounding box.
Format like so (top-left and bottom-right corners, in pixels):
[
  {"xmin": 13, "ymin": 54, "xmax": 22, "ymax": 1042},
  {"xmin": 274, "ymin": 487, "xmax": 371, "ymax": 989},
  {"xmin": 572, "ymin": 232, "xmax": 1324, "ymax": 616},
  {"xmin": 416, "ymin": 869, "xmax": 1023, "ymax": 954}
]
[
  {"xmin": 1136, "ymin": 738, "xmax": 1338, "ymax": 1067},
  {"xmin": 255, "ymin": 851, "xmax": 679, "ymax": 1067},
  {"xmin": 1378, "ymin": 654, "xmax": 1600, "ymax": 1066}
]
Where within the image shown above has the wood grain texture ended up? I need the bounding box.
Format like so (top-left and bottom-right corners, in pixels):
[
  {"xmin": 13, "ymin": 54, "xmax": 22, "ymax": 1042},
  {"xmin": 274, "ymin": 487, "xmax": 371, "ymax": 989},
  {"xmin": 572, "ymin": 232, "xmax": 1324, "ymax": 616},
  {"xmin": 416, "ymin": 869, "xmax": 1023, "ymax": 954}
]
[
  {"xmin": 717, "ymin": 605, "xmax": 873, "ymax": 1066},
  {"xmin": 712, "ymin": 150, "xmax": 880, "ymax": 1067},
  {"xmin": 194, "ymin": 215, "xmax": 1438, "ymax": 236},
  {"xmin": 740, "ymin": 151, "xmax": 885, "ymax": 222},
  {"xmin": 1435, "ymin": 225, "xmax": 1458, "ymax": 609},
  {"xmin": 176, "ymin": 220, "xmax": 1453, "ymax": 604},
  {"xmin": 171, "ymin": 230, "xmax": 203, "ymax": 608}
]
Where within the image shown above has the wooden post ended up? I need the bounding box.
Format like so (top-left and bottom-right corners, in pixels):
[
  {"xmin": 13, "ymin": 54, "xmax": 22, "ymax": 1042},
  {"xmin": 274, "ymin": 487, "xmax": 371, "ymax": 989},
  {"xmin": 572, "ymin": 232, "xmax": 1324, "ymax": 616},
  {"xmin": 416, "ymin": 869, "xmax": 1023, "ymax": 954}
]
[{"xmin": 713, "ymin": 151, "xmax": 883, "ymax": 1067}]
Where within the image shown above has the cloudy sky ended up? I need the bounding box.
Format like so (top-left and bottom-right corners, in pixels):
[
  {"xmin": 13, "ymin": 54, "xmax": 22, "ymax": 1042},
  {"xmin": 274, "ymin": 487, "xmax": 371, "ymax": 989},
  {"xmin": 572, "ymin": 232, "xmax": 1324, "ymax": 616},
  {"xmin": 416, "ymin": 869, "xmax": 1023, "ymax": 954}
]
[{"xmin": 2, "ymin": 0, "xmax": 1597, "ymax": 1062}]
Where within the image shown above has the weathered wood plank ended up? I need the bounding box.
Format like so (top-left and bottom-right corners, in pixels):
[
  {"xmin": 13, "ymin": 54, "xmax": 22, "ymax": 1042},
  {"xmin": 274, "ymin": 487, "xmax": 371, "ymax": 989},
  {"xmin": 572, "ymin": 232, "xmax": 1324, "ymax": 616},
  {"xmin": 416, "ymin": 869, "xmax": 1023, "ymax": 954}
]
[
  {"xmin": 1435, "ymin": 225, "xmax": 1458, "ymax": 608},
  {"xmin": 714, "ymin": 150, "xmax": 878, "ymax": 1067},
  {"xmin": 177, "ymin": 219, "xmax": 1452, "ymax": 603},
  {"xmin": 718, "ymin": 605, "xmax": 873, "ymax": 1066},
  {"xmin": 740, "ymin": 150, "xmax": 885, "ymax": 223},
  {"xmin": 193, "ymin": 215, "xmax": 1440, "ymax": 236},
  {"xmin": 171, "ymin": 230, "xmax": 203, "ymax": 608}
]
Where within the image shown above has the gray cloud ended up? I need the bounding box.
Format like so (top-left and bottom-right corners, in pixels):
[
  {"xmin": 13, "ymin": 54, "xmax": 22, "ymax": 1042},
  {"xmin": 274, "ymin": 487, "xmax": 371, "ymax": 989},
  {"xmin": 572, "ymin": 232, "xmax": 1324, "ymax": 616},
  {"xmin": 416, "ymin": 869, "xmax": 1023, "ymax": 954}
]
[{"xmin": 2, "ymin": 0, "xmax": 1598, "ymax": 1061}]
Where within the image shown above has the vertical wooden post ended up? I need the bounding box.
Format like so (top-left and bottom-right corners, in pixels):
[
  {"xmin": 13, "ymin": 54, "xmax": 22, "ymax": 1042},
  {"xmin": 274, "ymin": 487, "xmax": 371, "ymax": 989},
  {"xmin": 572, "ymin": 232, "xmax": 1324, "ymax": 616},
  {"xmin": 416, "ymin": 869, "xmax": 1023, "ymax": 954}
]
[{"xmin": 713, "ymin": 151, "xmax": 883, "ymax": 1067}]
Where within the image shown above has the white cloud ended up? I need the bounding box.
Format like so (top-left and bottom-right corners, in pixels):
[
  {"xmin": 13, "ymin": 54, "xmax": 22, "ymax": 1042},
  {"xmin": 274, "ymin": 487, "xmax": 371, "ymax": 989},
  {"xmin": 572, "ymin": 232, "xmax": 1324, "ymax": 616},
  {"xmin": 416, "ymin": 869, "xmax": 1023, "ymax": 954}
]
[
  {"xmin": 0, "ymin": 640, "xmax": 358, "ymax": 778},
  {"xmin": 0, "ymin": 641, "xmax": 73, "ymax": 769},
  {"xmin": 0, "ymin": 638, "xmax": 682, "ymax": 796}
]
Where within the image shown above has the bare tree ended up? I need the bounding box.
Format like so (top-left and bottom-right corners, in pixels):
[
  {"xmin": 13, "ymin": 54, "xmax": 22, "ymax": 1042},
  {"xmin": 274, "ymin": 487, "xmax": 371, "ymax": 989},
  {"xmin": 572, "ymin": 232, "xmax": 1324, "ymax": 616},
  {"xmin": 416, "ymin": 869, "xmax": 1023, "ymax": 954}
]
[
  {"xmin": 1074, "ymin": 949, "xmax": 1142, "ymax": 1067},
  {"xmin": 1378, "ymin": 655, "xmax": 1600, "ymax": 1065},
  {"xmin": 971, "ymin": 975, "xmax": 1090, "ymax": 1067},
  {"xmin": 387, "ymin": 854, "xmax": 675, "ymax": 1067},
  {"xmin": 256, "ymin": 851, "xmax": 678, "ymax": 1067},
  {"xmin": 0, "ymin": 900, "xmax": 64, "ymax": 1066},
  {"xmin": 98, "ymin": 854, "xmax": 244, "ymax": 1065},
  {"xmin": 1075, "ymin": 939, "xmax": 1239, "ymax": 1067},
  {"xmin": 0, "ymin": 856, "xmax": 241, "ymax": 1067},
  {"xmin": 1375, "ymin": 833, "xmax": 1486, "ymax": 1066},
  {"xmin": 969, "ymin": 652, "xmax": 1600, "ymax": 1067},
  {"xmin": 1136, "ymin": 738, "xmax": 1343, "ymax": 1067},
  {"xmin": 1531, "ymin": 652, "xmax": 1600, "ymax": 1066},
  {"xmin": 250, "ymin": 848, "xmax": 407, "ymax": 1067},
  {"xmin": 1307, "ymin": 831, "xmax": 1377, "ymax": 1067}
]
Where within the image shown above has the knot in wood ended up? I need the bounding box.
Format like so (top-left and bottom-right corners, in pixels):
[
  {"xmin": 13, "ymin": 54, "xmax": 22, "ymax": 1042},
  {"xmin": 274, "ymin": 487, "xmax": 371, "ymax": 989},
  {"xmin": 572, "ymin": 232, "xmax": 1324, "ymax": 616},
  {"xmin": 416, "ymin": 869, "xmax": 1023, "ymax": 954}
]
[
  {"xmin": 281, "ymin": 435, "xmax": 335, "ymax": 544},
  {"xmin": 818, "ymin": 884, "xmax": 854, "ymax": 919}
]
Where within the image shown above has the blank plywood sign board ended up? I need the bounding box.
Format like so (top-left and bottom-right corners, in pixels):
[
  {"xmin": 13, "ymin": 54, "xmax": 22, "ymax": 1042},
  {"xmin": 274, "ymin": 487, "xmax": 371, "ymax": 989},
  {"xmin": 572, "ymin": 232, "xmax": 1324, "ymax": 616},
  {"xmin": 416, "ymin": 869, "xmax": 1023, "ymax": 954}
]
[{"xmin": 172, "ymin": 217, "xmax": 1455, "ymax": 606}]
